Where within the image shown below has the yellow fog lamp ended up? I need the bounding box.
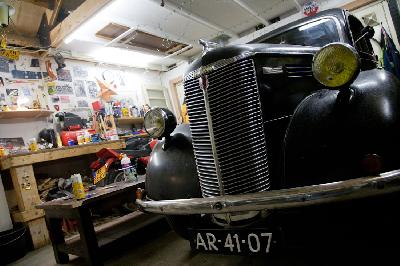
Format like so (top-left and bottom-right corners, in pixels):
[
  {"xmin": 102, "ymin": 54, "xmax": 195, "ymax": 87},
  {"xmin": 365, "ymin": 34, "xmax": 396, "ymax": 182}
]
[{"xmin": 312, "ymin": 43, "xmax": 360, "ymax": 88}]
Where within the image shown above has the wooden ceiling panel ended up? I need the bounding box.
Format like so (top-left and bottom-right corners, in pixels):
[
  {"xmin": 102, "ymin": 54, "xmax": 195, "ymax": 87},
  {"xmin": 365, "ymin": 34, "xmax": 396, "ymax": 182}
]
[
  {"xmin": 7, "ymin": 0, "xmax": 47, "ymax": 37},
  {"xmin": 95, "ymin": 23, "xmax": 130, "ymax": 40}
]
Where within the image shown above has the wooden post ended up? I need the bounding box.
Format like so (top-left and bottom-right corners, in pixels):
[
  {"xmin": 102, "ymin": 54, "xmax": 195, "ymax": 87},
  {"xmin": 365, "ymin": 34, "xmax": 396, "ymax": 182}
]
[
  {"xmin": 10, "ymin": 165, "xmax": 49, "ymax": 248},
  {"xmin": 10, "ymin": 165, "xmax": 40, "ymax": 211}
]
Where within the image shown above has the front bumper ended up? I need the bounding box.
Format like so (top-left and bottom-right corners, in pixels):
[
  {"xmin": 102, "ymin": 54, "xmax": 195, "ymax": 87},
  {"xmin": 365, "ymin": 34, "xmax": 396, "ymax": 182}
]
[{"xmin": 136, "ymin": 170, "xmax": 400, "ymax": 215}]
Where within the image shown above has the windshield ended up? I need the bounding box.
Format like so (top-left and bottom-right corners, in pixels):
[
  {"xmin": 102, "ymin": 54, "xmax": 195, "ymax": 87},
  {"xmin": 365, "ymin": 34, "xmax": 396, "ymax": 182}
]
[{"xmin": 263, "ymin": 18, "xmax": 340, "ymax": 47}]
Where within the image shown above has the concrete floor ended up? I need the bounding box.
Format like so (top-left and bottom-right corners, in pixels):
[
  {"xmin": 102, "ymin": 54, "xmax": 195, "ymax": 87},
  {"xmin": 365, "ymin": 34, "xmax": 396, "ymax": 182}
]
[{"xmin": 10, "ymin": 219, "xmax": 398, "ymax": 266}]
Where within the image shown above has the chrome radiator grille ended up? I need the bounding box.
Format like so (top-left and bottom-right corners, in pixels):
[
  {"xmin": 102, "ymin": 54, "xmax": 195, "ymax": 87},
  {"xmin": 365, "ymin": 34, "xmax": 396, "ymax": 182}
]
[{"xmin": 184, "ymin": 58, "xmax": 270, "ymax": 197}]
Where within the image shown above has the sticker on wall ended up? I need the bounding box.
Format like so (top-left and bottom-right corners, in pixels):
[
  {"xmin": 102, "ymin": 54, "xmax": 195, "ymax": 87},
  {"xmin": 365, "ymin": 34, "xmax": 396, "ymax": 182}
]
[
  {"xmin": 86, "ymin": 80, "xmax": 99, "ymax": 98},
  {"xmin": 77, "ymin": 99, "xmax": 89, "ymax": 108},
  {"xmin": 55, "ymin": 84, "xmax": 74, "ymax": 95},
  {"xmin": 30, "ymin": 59, "xmax": 40, "ymax": 68},
  {"xmin": 73, "ymin": 66, "xmax": 88, "ymax": 78},
  {"xmin": 0, "ymin": 58, "xmax": 10, "ymax": 73},
  {"xmin": 56, "ymin": 69, "xmax": 72, "ymax": 82},
  {"xmin": 60, "ymin": 95, "xmax": 70, "ymax": 103},
  {"xmin": 51, "ymin": 96, "xmax": 60, "ymax": 103},
  {"xmin": 47, "ymin": 82, "xmax": 56, "ymax": 95},
  {"xmin": 11, "ymin": 70, "xmax": 42, "ymax": 79},
  {"xmin": 303, "ymin": 0, "xmax": 319, "ymax": 16},
  {"xmin": 6, "ymin": 88, "xmax": 18, "ymax": 96},
  {"xmin": 53, "ymin": 104, "xmax": 60, "ymax": 111},
  {"xmin": 21, "ymin": 88, "xmax": 32, "ymax": 96},
  {"xmin": 73, "ymin": 80, "xmax": 87, "ymax": 97}
]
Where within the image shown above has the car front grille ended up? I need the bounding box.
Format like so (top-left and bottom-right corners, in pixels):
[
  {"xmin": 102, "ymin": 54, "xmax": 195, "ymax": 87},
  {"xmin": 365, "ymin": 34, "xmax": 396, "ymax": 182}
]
[{"xmin": 184, "ymin": 58, "xmax": 270, "ymax": 197}]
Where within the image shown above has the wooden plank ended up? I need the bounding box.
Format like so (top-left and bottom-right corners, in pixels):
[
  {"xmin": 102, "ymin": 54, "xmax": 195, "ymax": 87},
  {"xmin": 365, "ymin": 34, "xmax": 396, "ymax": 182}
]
[
  {"xmin": 120, "ymin": 133, "xmax": 149, "ymax": 139},
  {"xmin": 0, "ymin": 140, "xmax": 125, "ymax": 170},
  {"xmin": 342, "ymin": 0, "xmax": 377, "ymax": 11},
  {"xmin": 6, "ymin": 33, "xmax": 41, "ymax": 49},
  {"xmin": 50, "ymin": 0, "xmax": 113, "ymax": 47},
  {"xmin": 19, "ymin": 0, "xmax": 49, "ymax": 8},
  {"xmin": 11, "ymin": 0, "xmax": 48, "ymax": 37},
  {"xmin": 49, "ymin": 0, "xmax": 64, "ymax": 28},
  {"xmin": 10, "ymin": 165, "xmax": 41, "ymax": 212},
  {"xmin": 0, "ymin": 110, "xmax": 53, "ymax": 119},
  {"xmin": 12, "ymin": 209, "xmax": 45, "ymax": 222},
  {"xmin": 5, "ymin": 189, "xmax": 17, "ymax": 209},
  {"xmin": 116, "ymin": 117, "xmax": 144, "ymax": 125},
  {"xmin": 28, "ymin": 217, "xmax": 50, "ymax": 248}
]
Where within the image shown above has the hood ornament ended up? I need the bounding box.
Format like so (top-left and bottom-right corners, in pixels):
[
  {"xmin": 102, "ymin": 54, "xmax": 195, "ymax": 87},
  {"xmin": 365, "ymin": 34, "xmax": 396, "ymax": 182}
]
[{"xmin": 199, "ymin": 39, "xmax": 219, "ymax": 55}]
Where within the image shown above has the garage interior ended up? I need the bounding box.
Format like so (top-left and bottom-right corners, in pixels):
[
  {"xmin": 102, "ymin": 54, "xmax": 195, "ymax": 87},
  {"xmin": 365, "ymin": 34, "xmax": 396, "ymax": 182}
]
[{"xmin": 1, "ymin": 0, "xmax": 400, "ymax": 265}]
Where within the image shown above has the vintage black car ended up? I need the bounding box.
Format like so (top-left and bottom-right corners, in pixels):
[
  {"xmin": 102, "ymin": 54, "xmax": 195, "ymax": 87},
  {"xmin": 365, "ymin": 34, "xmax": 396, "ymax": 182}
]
[{"xmin": 137, "ymin": 8, "xmax": 400, "ymax": 255}]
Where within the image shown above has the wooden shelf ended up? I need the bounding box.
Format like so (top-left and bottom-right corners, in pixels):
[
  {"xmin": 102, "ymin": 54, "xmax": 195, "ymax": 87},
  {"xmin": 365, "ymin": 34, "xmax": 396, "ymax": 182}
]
[
  {"xmin": 0, "ymin": 110, "xmax": 54, "ymax": 119},
  {"xmin": 116, "ymin": 117, "xmax": 144, "ymax": 125},
  {"xmin": 0, "ymin": 140, "xmax": 126, "ymax": 170}
]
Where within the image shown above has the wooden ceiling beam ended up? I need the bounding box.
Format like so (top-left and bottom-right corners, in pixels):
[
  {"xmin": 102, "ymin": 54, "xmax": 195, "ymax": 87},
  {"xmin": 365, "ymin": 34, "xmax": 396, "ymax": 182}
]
[
  {"xmin": 6, "ymin": 33, "xmax": 41, "ymax": 48},
  {"xmin": 49, "ymin": 0, "xmax": 113, "ymax": 48},
  {"xmin": 19, "ymin": 0, "xmax": 50, "ymax": 9},
  {"xmin": 342, "ymin": 0, "xmax": 377, "ymax": 11},
  {"xmin": 49, "ymin": 0, "xmax": 64, "ymax": 28}
]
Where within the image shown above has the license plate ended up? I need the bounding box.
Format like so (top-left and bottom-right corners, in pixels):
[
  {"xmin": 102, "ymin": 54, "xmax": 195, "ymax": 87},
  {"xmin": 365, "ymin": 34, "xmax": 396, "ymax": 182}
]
[
  {"xmin": 94, "ymin": 165, "xmax": 107, "ymax": 184},
  {"xmin": 190, "ymin": 229, "xmax": 273, "ymax": 254}
]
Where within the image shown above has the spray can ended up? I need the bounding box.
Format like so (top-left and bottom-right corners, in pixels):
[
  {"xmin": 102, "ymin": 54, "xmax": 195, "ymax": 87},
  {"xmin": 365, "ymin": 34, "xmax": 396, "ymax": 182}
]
[{"xmin": 72, "ymin": 174, "xmax": 86, "ymax": 200}]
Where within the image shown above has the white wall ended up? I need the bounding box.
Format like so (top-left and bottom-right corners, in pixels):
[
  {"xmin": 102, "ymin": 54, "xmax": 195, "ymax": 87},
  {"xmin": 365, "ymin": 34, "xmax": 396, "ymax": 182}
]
[
  {"xmin": 160, "ymin": 62, "xmax": 189, "ymax": 116},
  {"xmin": 0, "ymin": 55, "xmax": 164, "ymax": 144}
]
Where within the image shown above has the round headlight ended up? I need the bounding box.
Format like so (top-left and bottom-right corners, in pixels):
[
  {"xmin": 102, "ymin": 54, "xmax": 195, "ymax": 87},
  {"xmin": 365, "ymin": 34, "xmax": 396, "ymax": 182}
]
[
  {"xmin": 312, "ymin": 43, "xmax": 360, "ymax": 88},
  {"xmin": 144, "ymin": 108, "xmax": 177, "ymax": 138}
]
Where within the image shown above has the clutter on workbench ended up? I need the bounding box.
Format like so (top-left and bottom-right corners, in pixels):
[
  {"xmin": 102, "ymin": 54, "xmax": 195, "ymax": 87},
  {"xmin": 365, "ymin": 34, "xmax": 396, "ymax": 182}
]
[{"xmin": 0, "ymin": 137, "xmax": 28, "ymax": 155}]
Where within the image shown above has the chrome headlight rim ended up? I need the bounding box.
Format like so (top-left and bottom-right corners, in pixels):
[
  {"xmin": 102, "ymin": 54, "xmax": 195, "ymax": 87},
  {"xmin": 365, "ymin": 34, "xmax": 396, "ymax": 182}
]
[
  {"xmin": 312, "ymin": 42, "xmax": 361, "ymax": 88},
  {"xmin": 144, "ymin": 107, "xmax": 177, "ymax": 139}
]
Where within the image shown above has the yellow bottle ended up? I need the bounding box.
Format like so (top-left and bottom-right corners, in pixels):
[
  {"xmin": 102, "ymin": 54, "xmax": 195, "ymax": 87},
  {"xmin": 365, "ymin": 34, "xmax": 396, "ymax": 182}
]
[
  {"xmin": 56, "ymin": 133, "xmax": 63, "ymax": 148},
  {"xmin": 28, "ymin": 138, "xmax": 38, "ymax": 152},
  {"xmin": 72, "ymin": 174, "xmax": 86, "ymax": 200}
]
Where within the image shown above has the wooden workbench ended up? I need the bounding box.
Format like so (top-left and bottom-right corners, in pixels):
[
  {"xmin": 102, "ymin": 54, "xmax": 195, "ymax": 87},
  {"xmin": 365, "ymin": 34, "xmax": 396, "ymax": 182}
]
[
  {"xmin": 0, "ymin": 140, "xmax": 125, "ymax": 249},
  {"xmin": 37, "ymin": 178, "xmax": 161, "ymax": 266}
]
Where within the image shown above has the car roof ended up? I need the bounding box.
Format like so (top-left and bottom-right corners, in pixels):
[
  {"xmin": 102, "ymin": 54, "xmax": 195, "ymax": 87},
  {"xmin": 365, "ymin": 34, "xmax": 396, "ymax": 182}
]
[{"xmin": 250, "ymin": 8, "xmax": 349, "ymax": 44}]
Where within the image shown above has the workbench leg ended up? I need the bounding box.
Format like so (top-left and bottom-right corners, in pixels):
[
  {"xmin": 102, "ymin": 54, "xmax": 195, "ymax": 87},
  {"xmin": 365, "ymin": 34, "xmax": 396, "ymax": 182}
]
[
  {"xmin": 10, "ymin": 165, "xmax": 40, "ymax": 212},
  {"xmin": 45, "ymin": 217, "xmax": 69, "ymax": 264},
  {"xmin": 28, "ymin": 217, "xmax": 50, "ymax": 249},
  {"xmin": 76, "ymin": 208, "xmax": 103, "ymax": 266},
  {"xmin": 10, "ymin": 165, "xmax": 50, "ymax": 248}
]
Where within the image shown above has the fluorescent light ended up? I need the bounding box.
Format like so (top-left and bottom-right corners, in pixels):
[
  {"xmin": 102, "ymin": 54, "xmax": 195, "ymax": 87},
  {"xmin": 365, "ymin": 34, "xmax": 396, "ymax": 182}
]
[
  {"xmin": 63, "ymin": 0, "xmax": 122, "ymax": 44},
  {"xmin": 90, "ymin": 47, "xmax": 161, "ymax": 67},
  {"xmin": 64, "ymin": 33, "xmax": 77, "ymax": 44}
]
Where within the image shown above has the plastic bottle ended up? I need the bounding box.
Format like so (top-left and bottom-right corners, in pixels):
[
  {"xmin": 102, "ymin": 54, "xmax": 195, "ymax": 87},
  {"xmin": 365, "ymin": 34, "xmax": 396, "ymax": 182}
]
[
  {"xmin": 120, "ymin": 154, "xmax": 131, "ymax": 169},
  {"xmin": 72, "ymin": 174, "xmax": 86, "ymax": 200},
  {"xmin": 56, "ymin": 133, "xmax": 63, "ymax": 148},
  {"xmin": 28, "ymin": 138, "xmax": 38, "ymax": 152},
  {"xmin": 84, "ymin": 131, "xmax": 91, "ymax": 144}
]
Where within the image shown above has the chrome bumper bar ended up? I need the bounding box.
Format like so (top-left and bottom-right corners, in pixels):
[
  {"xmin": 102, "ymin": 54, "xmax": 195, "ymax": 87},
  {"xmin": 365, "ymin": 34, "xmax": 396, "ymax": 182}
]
[{"xmin": 136, "ymin": 170, "xmax": 400, "ymax": 215}]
